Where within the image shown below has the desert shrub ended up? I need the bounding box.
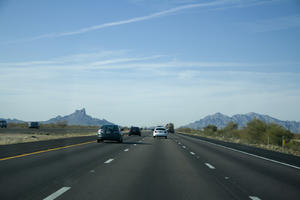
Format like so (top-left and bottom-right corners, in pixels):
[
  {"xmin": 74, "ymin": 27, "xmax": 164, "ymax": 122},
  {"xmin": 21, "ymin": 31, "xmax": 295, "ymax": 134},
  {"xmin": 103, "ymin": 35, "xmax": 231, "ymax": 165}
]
[
  {"xmin": 176, "ymin": 127, "xmax": 193, "ymax": 133},
  {"xmin": 203, "ymin": 125, "xmax": 218, "ymax": 136},
  {"xmin": 265, "ymin": 123, "xmax": 293, "ymax": 146},
  {"xmin": 56, "ymin": 120, "xmax": 68, "ymax": 128},
  {"xmin": 204, "ymin": 125, "xmax": 217, "ymax": 132},
  {"xmin": 245, "ymin": 119, "xmax": 267, "ymax": 143},
  {"xmin": 7, "ymin": 122, "xmax": 28, "ymax": 128},
  {"xmin": 224, "ymin": 121, "xmax": 238, "ymax": 131},
  {"xmin": 220, "ymin": 122, "xmax": 239, "ymax": 138}
]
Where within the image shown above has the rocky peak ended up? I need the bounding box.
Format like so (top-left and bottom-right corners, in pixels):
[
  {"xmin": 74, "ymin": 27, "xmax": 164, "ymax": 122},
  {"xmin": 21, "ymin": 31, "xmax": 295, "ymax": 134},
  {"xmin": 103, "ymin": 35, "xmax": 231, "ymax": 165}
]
[{"xmin": 74, "ymin": 108, "xmax": 86, "ymax": 116}]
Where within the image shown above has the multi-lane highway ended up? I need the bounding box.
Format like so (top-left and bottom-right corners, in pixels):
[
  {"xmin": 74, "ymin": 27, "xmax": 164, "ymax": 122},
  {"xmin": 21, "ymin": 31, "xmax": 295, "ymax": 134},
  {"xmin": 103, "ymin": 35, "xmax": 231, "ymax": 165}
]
[{"xmin": 0, "ymin": 132, "xmax": 299, "ymax": 200}]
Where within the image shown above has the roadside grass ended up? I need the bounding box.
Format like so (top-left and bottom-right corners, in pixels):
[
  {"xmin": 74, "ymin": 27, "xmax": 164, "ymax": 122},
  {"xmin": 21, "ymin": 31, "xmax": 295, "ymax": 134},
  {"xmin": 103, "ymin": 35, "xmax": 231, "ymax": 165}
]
[
  {"xmin": 177, "ymin": 130, "xmax": 300, "ymax": 156},
  {"xmin": 177, "ymin": 120, "xmax": 300, "ymax": 157},
  {"xmin": 0, "ymin": 133, "xmax": 95, "ymax": 145},
  {"xmin": 0, "ymin": 124, "xmax": 98, "ymax": 145}
]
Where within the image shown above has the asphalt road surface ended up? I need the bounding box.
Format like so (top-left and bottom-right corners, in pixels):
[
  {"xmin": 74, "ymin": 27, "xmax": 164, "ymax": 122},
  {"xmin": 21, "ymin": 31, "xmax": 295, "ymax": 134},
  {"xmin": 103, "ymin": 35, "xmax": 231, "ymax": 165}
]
[{"xmin": 0, "ymin": 132, "xmax": 299, "ymax": 200}]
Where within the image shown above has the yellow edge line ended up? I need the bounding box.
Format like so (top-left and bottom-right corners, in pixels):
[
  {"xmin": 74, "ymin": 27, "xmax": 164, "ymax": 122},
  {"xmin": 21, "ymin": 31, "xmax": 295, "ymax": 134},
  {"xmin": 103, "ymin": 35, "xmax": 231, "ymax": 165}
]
[{"xmin": 0, "ymin": 140, "xmax": 95, "ymax": 161}]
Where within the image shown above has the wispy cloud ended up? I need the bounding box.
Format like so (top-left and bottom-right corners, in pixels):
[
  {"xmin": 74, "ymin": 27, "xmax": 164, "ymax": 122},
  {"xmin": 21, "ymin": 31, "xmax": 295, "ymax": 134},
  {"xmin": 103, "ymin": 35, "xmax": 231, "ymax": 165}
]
[
  {"xmin": 19, "ymin": 1, "xmax": 223, "ymax": 42},
  {"xmin": 1, "ymin": 49, "xmax": 296, "ymax": 72},
  {"xmin": 9, "ymin": 0, "xmax": 275, "ymax": 43}
]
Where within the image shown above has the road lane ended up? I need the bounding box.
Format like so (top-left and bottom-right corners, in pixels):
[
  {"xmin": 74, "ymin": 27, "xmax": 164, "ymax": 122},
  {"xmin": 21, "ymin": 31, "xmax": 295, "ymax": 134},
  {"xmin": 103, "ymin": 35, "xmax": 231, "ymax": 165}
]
[
  {"xmin": 0, "ymin": 134, "xmax": 144, "ymax": 200},
  {"xmin": 173, "ymin": 133, "xmax": 300, "ymax": 200},
  {"xmin": 1, "ymin": 132, "xmax": 299, "ymax": 200},
  {"xmin": 57, "ymin": 134, "xmax": 241, "ymax": 200}
]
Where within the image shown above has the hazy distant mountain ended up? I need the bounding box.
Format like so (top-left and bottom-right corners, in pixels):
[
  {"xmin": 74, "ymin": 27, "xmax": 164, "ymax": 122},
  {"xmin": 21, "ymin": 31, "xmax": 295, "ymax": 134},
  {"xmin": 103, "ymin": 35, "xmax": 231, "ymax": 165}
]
[
  {"xmin": 183, "ymin": 112, "xmax": 300, "ymax": 133},
  {"xmin": 42, "ymin": 108, "xmax": 114, "ymax": 126},
  {"xmin": 0, "ymin": 118, "xmax": 25, "ymax": 123}
]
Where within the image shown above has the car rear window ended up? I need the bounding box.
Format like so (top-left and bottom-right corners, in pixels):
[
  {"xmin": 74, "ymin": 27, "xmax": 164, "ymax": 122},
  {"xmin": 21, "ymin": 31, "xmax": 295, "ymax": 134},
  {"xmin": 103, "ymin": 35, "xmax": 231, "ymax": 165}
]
[
  {"xmin": 156, "ymin": 128, "xmax": 165, "ymax": 131},
  {"xmin": 102, "ymin": 125, "xmax": 118, "ymax": 131}
]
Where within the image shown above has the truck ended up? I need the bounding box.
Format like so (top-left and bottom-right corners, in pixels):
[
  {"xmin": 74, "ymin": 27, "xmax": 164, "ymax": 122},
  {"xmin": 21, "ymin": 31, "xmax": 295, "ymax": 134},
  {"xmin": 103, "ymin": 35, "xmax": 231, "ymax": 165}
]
[{"xmin": 166, "ymin": 123, "xmax": 175, "ymax": 133}]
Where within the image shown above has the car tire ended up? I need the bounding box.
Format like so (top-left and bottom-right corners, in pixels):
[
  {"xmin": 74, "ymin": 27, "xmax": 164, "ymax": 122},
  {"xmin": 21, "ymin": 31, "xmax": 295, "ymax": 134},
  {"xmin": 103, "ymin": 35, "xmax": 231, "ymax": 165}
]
[
  {"xmin": 165, "ymin": 136, "xmax": 167, "ymax": 139},
  {"xmin": 97, "ymin": 139, "xmax": 101, "ymax": 143},
  {"xmin": 118, "ymin": 138, "xmax": 123, "ymax": 143}
]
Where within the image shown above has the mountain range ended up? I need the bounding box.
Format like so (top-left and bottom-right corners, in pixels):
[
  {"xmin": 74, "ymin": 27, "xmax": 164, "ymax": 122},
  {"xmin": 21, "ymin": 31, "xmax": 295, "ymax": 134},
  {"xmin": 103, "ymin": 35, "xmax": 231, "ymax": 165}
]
[
  {"xmin": 0, "ymin": 108, "xmax": 114, "ymax": 126},
  {"xmin": 183, "ymin": 112, "xmax": 300, "ymax": 134}
]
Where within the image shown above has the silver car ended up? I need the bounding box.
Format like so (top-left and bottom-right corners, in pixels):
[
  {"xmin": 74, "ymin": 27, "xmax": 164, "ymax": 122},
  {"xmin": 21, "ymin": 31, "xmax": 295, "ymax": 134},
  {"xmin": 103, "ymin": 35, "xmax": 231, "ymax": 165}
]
[{"xmin": 153, "ymin": 127, "xmax": 168, "ymax": 139}]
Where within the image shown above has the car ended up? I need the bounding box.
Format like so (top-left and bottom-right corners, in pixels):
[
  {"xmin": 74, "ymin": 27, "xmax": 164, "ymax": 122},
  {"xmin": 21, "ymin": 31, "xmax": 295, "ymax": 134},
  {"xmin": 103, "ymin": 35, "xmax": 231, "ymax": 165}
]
[
  {"xmin": 28, "ymin": 122, "xmax": 40, "ymax": 129},
  {"xmin": 128, "ymin": 126, "xmax": 141, "ymax": 136},
  {"xmin": 97, "ymin": 125, "xmax": 123, "ymax": 143},
  {"xmin": 153, "ymin": 127, "xmax": 168, "ymax": 139},
  {"xmin": 0, "ymin": 120, "xmax": 7, "ymax": 128}
]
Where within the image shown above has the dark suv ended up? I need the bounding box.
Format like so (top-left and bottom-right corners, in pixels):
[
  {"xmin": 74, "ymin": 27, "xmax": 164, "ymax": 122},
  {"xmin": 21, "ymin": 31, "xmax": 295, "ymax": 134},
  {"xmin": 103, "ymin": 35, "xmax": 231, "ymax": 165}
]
[
  {"xmin": 0, "ymin": 120, "xmax": 7, "ymax": 128},
  {"xmin": 97, "ymin": 125, "xmax": 123, "ymax": 143},
  {"xmin": 128, "ymin": 126, "xmax": 141, "ymax": 136}
]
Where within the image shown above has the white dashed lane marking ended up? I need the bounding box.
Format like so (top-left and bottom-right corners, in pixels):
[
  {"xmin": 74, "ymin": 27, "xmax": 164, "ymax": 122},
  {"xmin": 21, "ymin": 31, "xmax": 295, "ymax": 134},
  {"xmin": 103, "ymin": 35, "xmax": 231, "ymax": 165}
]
[
  {"xmin": 249, "ymin": 196, "xmax": 261, "ymax": 200},
  {"xmin": 205, "ymin": 163, "xmax": 216, "ymax": 169},
  {"xmin": 182, "ymin": 146, "xmax": 186, "ymax": 149},
  {"xmin": 124, "ymin": 148, "xmax": 129, "ymax": 152},
  {"xmin": 104, "ymin": 158, "xmax": 114, "ymax": 164},
  {"xmin": 190, "ymin": 152, "xmax": 195, "ymax": 155},
  {"xmin": 43, "ymin": 187, "xmax": 71, "ymax": 200}
]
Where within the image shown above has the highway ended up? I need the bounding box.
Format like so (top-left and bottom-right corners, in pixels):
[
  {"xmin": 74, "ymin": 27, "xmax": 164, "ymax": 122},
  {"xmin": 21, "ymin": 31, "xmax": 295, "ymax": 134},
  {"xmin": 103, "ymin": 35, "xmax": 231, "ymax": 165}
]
[{"xmin": 0, "ymin": 132, "xmax": 299, "ymax": 200}]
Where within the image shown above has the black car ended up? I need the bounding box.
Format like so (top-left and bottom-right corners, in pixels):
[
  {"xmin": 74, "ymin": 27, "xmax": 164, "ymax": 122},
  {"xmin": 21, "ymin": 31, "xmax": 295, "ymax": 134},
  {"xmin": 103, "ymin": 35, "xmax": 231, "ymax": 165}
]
[
  {"xmin": 128, "ymin": 126, "xmax": 141, "ymax": 136},
  {"xmin": 0, "ymin": 120, "xmax": 7, "ymax": 128},
  {"xmin": 28, "ymin": 122, "xmax": 40, "ymax": 129},
  {"xmin": 97, "ymin": 125, "xmax": 123, "ymax": 143}
]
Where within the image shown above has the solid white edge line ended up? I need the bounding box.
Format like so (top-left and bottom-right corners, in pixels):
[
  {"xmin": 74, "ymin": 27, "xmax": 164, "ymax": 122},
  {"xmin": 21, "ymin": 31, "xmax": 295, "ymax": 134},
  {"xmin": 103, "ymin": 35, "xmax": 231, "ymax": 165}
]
[
  {"xmin": 249, "ymin": 196, "xmax": 261, "ymax": 200},
  {"xmin": 182, "ymin": 146, "xmax": 186, "ymax": 148},
  {"xmin": 104, "ymin": 158, "xmax": 114, "ymax": 164},
  {"xmin": 190, "ymin": 152, "xmax": 195, "ymax": 155},
  {"xmin": 43, "ymin": 187, "xmax": 71, "ymax": 200},
  {"xmin": 181, "ymin": 134, "xmax": 300, "ymax": 170},
  {"xmin": 205, "ymin": 163, "xmax": 216, "ymax": 169}
]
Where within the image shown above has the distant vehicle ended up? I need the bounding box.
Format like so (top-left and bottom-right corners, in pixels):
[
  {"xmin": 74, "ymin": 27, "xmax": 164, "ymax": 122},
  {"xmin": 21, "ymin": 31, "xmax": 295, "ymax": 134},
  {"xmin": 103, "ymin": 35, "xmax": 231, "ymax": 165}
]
[
  {"xmin": 128, "ymin": 126, "xmax": 141, "ymax": 136},
  {"xmin": 166, "ymin": 123, "xmax": 175, "ymax": 133},
  {"xmin": 97, "ymin": 125, "xmax": 123, "ymax": 143},
  {"xmin": 0, "ymin": 120, "xmax": 7, "ymax": 128},
  {"xmin": 28, "ymin": 122, "xmax": 40, "ymax": 129},
  {"xmin": 153, "ymin": 127, "xmax": 168, "ymax": 139}
]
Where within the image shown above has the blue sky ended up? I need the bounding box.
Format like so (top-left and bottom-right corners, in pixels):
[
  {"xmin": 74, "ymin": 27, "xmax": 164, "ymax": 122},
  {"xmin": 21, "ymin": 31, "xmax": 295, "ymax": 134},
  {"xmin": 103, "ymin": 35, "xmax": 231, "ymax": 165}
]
[{"xmin": 0, "ymin": 0, "xmax": 300, "ymax": 127}]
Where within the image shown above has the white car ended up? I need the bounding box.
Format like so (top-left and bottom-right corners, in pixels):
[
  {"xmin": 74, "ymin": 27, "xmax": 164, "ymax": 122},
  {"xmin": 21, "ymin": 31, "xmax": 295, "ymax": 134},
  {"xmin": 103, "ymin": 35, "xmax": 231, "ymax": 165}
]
[{"xmin": 153, "ymin": 127, "xmax": 168, "ymax": 139}]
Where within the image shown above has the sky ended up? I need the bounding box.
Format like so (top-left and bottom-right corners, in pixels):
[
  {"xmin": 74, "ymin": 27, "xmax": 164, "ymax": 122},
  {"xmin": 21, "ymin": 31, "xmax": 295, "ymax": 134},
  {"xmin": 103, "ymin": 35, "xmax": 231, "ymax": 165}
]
[{"xmin": 0, "ymin": 0, "xmax": 300, "ymax": 127}]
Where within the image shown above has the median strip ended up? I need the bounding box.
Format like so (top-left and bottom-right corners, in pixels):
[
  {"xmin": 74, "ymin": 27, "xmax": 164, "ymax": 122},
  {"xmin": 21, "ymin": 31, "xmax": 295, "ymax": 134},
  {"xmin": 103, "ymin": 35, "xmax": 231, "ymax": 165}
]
[
  {"xmin": 43, "ymin": 187, "xmax": 71, "ymax": 200},
  {"xmin": 0, "ymin": 141, "xmax": 95, "ymax": 161}
]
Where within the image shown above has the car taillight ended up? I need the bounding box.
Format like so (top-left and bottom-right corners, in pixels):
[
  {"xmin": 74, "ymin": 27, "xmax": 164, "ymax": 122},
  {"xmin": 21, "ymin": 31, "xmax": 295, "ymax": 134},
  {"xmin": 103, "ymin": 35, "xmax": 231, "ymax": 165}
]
[{"xmin": 154, "ymin": 131, "xmax": 157, "ymax": 133}]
